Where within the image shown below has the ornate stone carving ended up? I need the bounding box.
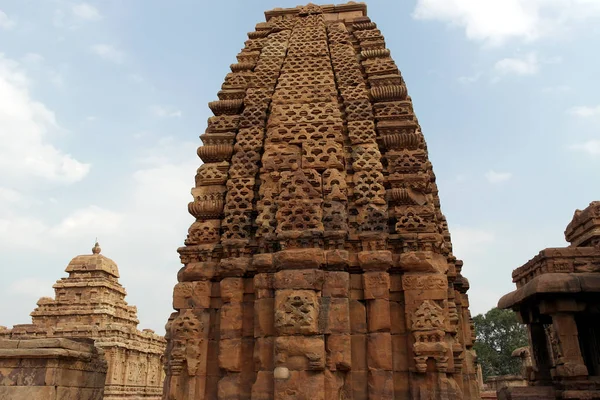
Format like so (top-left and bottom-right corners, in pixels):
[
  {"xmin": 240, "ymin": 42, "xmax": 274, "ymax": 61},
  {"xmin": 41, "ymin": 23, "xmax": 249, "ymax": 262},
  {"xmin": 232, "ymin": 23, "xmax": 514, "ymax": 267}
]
[
  {"xmin": 274, "ymin": 290, "xmax": 320, "ymax": 335},
  {"xmin": 164, "ymin": 4, "xmax": 480, "ymax": 399}
]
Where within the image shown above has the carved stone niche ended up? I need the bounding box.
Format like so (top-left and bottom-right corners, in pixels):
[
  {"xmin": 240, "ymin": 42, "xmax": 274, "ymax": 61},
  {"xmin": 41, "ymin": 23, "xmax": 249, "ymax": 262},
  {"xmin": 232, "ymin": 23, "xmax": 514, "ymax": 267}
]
[
  {"xmin": 195, "ymin": 161, "xmax": 229, "ymax": 187},
  {"xmin": 411, "ymin": 300, "xmax": 449, "ymax": 373},
  {"xmin": 274, "ymin": 290, "xmax": 320, "ymax": 335},
  {"xmin": 185, "ymin": 219, "xmax": 221, "ymax": 247},
  {"xmin": 322, "ymin": 169, "xmax": 347, "ymax": 202}
]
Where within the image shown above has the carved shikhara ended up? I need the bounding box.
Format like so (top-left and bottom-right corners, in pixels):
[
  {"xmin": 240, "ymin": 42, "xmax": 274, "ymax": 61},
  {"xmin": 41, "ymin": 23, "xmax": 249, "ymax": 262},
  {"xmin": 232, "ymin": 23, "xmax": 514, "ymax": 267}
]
[{"xmin": 165, "ymin": 3, "xmax": 479, "ymax": 399}]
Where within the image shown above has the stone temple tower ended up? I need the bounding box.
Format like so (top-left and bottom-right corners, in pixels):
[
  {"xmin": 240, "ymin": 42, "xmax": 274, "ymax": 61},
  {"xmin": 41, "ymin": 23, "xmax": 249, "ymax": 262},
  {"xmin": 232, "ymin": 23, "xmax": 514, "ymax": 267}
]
[{"xmin": 163, "ymin": 3, "xmax": 480, "ymax": 399}]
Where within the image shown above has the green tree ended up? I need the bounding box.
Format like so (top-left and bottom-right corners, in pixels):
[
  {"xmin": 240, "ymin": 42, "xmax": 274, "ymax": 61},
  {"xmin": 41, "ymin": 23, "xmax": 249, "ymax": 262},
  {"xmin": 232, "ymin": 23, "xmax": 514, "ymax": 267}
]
[{"xmin": 473, "ymin": 307, "xmax": 529, "ymax": 379}]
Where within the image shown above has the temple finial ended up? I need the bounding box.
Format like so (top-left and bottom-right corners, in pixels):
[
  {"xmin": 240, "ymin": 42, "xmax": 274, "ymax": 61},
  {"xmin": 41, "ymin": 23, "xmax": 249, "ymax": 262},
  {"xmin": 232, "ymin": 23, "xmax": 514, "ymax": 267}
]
[{"xmin": 92, "ymin": 239, "xmax": 101, "ymax": 255}]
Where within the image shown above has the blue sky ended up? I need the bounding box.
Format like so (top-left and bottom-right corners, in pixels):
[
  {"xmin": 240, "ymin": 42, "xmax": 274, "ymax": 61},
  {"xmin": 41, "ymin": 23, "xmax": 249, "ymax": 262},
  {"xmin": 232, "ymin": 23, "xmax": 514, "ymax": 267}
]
[{"xmin": 0, "ymin": 0, "xmax": 599, "ymax": 334}]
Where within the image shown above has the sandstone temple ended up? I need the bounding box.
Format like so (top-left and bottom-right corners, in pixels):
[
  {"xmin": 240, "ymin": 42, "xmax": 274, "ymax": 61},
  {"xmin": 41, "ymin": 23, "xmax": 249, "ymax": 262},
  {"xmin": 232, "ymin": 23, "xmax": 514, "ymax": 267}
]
[
  {"xmin": 163, "ymin": 3, "xmax": 480, "ymax": 399},
  {"xmin": 498, "ymin": 201, "xmax": 600, "ymax": 399},
  {"xmin": 0, "ymin": 242, "xmax": 166, "ymax": 400}
]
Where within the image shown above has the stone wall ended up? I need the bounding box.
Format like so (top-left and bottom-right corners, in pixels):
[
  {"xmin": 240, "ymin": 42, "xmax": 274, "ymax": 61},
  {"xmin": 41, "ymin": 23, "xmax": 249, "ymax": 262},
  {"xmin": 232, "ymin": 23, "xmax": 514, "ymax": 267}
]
[{"xmin": 0, "ymin": 337, "xmax": 107, "ymax": 400}]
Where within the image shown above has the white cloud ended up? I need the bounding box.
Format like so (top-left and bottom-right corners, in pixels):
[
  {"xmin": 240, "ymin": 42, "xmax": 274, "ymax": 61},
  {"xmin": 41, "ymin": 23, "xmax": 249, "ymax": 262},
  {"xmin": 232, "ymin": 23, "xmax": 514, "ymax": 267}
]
[
  {"xmin": 90, "ymin": 44, "xmax": 125, "ymax": 64},
  {"xmin": 49, "ymin": 206, "xmax": 123, "ymax": 237},
  {"xmin": 0, "ymin": 10, "xmax": 16, "ymax": 30},
  {"xmin": 72, "ymin": 3, "xmax": 102, "ymax": 21},
  {"xmin": 413, "ymin": 0, "xmax": 600, "ymax": 46},
  {"xmin": 151, "ymin": 105, "xmax": 182, "ymax": 118},
  {"xmin": 485, "ymin": 170, "xmax": 512, "ymax": 183},
  {"xmin": 569, "ymin": 140, "xmax": 600, "ymax": 155},
  {"xmin": 0, "ymin": 54, "xmax": 89, "ymax": 185},
  {"xmin": 0, "ymin": 137, "xmax": 197, "ymax": 332},
  {"xmin": 494, "ymin": 52, "xmax": 539, "ymax": 76},
  {"xmin": 569, "ymin": 105, "xmax": 600, "ymax": 117},
  {"xmin": 0, "ymin": 187, "xmax": 22, "ymax": 204}
]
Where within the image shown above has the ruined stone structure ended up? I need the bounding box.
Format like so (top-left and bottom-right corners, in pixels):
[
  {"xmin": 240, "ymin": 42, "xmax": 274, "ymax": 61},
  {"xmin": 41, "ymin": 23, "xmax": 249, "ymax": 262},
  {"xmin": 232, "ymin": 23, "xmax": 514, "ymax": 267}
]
[
  {"xmin": 163, "ymin": 3, "xmax": 479, "ymax": 399},
  {"xmin": 0, "ymin": 243, "xmax": 166, "ymax": 400},
  {"xmin": 0, "ymin": 337, "xmax": 107, "ymax": 400},
  {"xmin": 498, "ymin": 201, "xmax": 600, "ymax": 399}
]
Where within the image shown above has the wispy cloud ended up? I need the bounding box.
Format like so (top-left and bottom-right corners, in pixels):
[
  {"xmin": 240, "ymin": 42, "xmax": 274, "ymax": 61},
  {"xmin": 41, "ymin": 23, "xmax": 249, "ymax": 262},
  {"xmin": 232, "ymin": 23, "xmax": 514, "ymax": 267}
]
[
  {"xmin": 22, "ymin": 53, "xmax": 44, "ymax": 64},
  {"xmin": 494, "ymin": 52, "xmax": 539, "ymax": 76},
  {"xmin": 485, "ymin": 170, "xmax": 512, "ymax": 183},
  {"xmin": 569, "ymin": 105, "xmax": 600, "ymax": 118},
  {"xmin": 90, "ymin": 44, "xmax": 125, "ymax": 64},
  {"xmin": 542, "ymin": 85, "xmax": 571, "ymax": 94},
  {"xmin": 458, "ymin": 72, "xmax": 482, "ymax": 84},
  {"xmin": 72, "ymin": 3, "xmax": 102, "ymax": 21},
  {"xmin": 151, "ymin": 105, "xmax": 182, "ymax": 118},
  {"xmin": 0, "ymin": 10, "xmax": 16, "ymax": 30},
  {"xmin": 569, "ymin": 140, "xmax": 600, "ymax": 155}
]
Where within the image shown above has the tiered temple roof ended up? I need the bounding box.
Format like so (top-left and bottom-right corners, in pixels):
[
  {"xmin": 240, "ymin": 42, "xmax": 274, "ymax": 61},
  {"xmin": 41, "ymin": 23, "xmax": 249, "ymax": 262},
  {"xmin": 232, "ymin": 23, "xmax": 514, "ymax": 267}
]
[{"xmin": 163, "ymin": 3, "xmax": 480, "ymax": 399}]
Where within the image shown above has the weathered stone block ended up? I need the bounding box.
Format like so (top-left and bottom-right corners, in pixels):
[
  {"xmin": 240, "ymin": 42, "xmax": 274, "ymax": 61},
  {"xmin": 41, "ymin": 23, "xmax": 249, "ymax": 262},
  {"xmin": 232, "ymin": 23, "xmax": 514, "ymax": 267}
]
[
  {"xmin": 274, "ymin": 335, "xmax": 325, "ymax": 370},
  {"xmin": 219, "ymin": 339, "xmax": 243, "ymax": 372},
  {"xmin": 350, "ymin": 300, "xmax": 367, "ymax": 334},
  {"xmin": 254, "ymin": 298, "xmax": 274, "ymax": 337},
  {"xmin": 324, "ymin": 297, "xmax": 350, "ymax": 334},
  {"xmin": 322, "ymin": 271, "xmax": 350, "ymax": 298},
  {"xmin": 220, "ymin": 278, "xmax": 244, "ymax": 303},
  {"xmin": 326, "ymin": 334, "xmax": 351, "ymax": 371},
  {"xmin": 273, "ymin": 248, "xmax": 325, "ymax": 270},
  {"xmin": 367, "ymin": 332, "xmax": 392, "ymax": 370},
  {"xmin": 220, "ymin": 302, "xmax": 244, "ymax": 339},
  {"xmin": 367, "ymin": 298, "xmax": 391, "ymax": 332},
  {"xmin": 173, "ymin": 281, "xmax": 212, "ymax": 309},
  {"xmin": 358, "ymin": 250, "xmax": 393, "ymax": 271},
  {"xmin": 218, "ymin": 373, "xmax": 242, "ymax": 400},
  {"xmin": 368, "ymin": 370, "xmax": 394, "ymax": 399},
  {"xmin": 274, "ymin": 370, "xmax": 325, "ymax": 400},
  {"xmin": 363, "ymin": 272, "xmax": 390, "ymax": 299},
  {"xmin": 251, "ymin": 371, "xmax": 273, "ymax": 400},
  {"xmin": 273, "ymin": 269, "xmax": 324, "ymax": 290},
  {"xmin": 351, "ymin": 334, "xmax": 367, "ymax": 371}
]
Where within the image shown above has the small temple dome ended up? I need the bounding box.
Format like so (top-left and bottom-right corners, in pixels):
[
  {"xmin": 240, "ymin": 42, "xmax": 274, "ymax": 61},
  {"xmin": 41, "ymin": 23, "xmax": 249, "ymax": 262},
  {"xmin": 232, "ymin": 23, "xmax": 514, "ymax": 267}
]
[{"xmin": 64, "ymin": 241, "xmax": 120, "ymax": 278}]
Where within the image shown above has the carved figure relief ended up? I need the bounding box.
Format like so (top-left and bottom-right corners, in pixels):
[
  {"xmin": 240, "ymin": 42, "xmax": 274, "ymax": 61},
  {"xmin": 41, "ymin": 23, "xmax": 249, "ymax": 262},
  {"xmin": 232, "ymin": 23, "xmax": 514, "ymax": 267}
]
[{"xmin": 275, "ymin": 290, "xmax": 319, "ymax": 335}]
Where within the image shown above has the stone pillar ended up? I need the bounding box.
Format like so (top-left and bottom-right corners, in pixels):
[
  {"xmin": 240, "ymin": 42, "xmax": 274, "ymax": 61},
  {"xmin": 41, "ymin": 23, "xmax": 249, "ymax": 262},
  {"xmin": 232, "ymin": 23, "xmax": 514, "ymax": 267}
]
[
  {"xmin": 167, "ymin": 280, "xmax": 212, "ymax": 399},
  {"xmin": 540, "ymin": 300, "xmax": 588, "ymax": 379},
  {"xmin": 364, "ymin": 269, "xmax": 394, "ymax": 399},
  {"xmin": 350, "ymin": 272, "xmax": 368, "ymax": 400},
  {"xmin": 390, "ymin": 273, "xmax": 410, "ymax": 398},
  {"xmin": 272, "ymin": 266, "xmax": 325, "ymax": 400},
  {"xmin": 323, "ymin": 270, "xmax": 352, "ymax": 398},
  {"xmin": 403, "ymin": 273, "xmax": 452, "ymax": 399},
  {"xmin": 549, "ymin": 314, "xmax": 588, "ymax": 378},
  {"xmin": 218, "ymin": 277, "xmax": 245, "ymax": 399},
  {"xmin": 252, "ymin": 269, "xmax": 275, "ymax": 400}
]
